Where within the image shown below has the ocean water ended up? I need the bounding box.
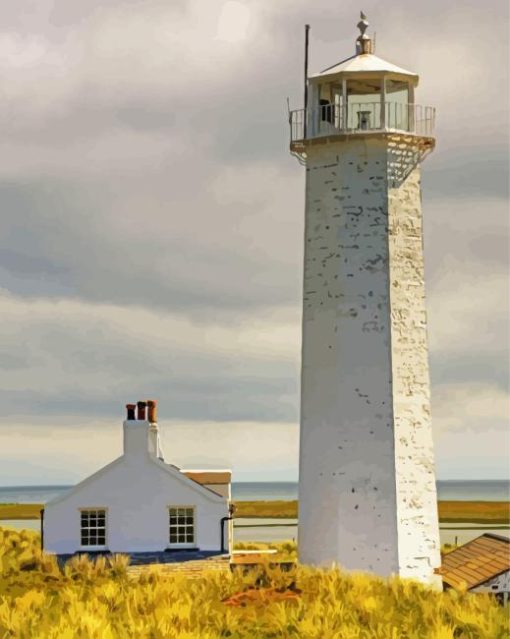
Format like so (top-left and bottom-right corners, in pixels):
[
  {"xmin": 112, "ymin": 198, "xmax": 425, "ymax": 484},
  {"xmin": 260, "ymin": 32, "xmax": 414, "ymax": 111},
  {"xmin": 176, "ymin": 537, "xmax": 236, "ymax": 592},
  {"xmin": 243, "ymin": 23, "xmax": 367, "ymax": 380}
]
[
  {"xmin": 233, "ymin": 480, "xmax": 510, "ymax": 502},
  {"xmin": 0, "ymin": 480, "xmax": 508, "ymax": 504}
]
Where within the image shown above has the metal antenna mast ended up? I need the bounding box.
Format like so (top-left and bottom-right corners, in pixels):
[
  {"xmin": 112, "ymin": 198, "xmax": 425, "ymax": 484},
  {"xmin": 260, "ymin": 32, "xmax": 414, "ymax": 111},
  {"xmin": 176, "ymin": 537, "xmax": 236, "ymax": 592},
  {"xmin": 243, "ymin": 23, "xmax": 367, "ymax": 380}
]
[{"xmin": 304, "ymin": 24, "xmax": 310, "ymax": 138}]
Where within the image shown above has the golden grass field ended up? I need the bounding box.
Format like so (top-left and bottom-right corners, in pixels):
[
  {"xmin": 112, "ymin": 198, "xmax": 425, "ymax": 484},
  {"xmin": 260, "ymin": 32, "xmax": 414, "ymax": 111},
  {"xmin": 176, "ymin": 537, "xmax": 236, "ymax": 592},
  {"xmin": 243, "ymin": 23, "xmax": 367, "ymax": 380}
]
[
  {"xmin": 1, "ymin": 526, "xmax": 508, "ymax": 639},
  {"xmin": 232, "ymin": 500, "xmax": 510, "ymax": 523},
  {"xmin": 2, "ymin": 500, "xmax": 510, "ymax": 522}
]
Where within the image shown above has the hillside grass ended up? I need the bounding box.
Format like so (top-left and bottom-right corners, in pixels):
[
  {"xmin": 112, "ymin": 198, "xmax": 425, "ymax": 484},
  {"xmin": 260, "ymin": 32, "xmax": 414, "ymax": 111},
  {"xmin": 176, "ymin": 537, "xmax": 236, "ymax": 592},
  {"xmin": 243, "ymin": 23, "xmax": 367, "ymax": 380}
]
[
  {"xmin": 0, "ymin": 503, "xmax": 43, "ymax": 519},
  {"xmin": 1, "ymin": 527, "xmax": 508, "ymax": 638},
  {"xmin": 233, "ymin": 500, "xmax": 510, "ymax": 523},
  {"xmin": 438, "ymin": 501, "xmax": 510, "ymax": 524},
  {"xmin": 1, "ymin": 500, "xmax": 509, "ymax": 523}
]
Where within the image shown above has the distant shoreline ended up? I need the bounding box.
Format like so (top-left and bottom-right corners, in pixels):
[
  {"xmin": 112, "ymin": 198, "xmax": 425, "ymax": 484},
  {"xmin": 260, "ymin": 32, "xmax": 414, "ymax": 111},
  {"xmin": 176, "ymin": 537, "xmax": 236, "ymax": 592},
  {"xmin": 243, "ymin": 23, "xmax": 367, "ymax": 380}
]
[{"xmin": 2, "ymin": 499, "xmax": 509, "ymax": 524}]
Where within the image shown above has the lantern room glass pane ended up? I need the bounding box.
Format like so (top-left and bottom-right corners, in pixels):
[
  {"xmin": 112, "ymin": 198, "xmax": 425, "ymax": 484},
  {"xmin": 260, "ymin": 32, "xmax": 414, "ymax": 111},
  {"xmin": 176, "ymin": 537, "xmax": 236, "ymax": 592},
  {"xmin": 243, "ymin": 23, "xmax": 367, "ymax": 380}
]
[
  {"xmin": 386, "ymin": 79, "xmax": 409, "ymax": 131},
  {"xmin": 346, "ymin": 78, "xmax": 382, "ymax": 130}
]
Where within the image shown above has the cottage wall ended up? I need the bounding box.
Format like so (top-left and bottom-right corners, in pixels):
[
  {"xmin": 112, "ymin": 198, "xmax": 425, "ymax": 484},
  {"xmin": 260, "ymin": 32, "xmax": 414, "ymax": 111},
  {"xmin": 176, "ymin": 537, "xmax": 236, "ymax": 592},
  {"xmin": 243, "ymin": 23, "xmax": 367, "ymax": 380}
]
[
  {"xmin": 44, "ymin": 454, "xmax": 229, "ymax": 554},
  {"xmin": 471, "ymin": 570, "xmax": 510, "ymax": 594}
]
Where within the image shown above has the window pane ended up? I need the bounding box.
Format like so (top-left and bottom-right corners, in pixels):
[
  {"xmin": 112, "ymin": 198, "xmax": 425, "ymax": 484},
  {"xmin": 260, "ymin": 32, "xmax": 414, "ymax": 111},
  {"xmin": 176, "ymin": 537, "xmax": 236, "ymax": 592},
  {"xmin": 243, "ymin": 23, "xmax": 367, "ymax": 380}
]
[
  {"xmin": 81, "ymin": 509, "xmax": 106, "ymax": 547},
  {"xmin": 346, "ymin": 79, "xmax": 382, "ymax": 130},
  {"xmin": 169, "ymin": 507, "xmax": 195, "ymax": 544}
]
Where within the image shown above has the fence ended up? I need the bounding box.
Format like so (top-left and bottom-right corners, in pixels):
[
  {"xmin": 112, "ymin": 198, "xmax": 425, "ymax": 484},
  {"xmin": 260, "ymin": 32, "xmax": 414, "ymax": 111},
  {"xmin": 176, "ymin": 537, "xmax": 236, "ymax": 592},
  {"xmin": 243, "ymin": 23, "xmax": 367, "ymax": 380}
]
[{"xmin": 290, "ymin": 102, "xmax": 435, "ymax": 142}]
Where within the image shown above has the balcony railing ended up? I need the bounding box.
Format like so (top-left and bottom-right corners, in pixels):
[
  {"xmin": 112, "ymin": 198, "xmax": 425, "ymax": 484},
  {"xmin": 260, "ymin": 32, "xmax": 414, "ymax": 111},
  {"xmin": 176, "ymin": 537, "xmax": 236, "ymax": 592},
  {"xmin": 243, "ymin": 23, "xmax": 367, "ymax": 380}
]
[{"xmin": 290, "ymin": 102, "xmax": 435, "ymax": 144}]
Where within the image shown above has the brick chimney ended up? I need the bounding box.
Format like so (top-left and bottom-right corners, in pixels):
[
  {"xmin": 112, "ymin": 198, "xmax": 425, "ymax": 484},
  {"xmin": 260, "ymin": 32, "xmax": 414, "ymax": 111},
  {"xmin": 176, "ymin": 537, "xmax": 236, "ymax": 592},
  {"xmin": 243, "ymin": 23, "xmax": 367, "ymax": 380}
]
[
  {"xmin": 147, "ymin": 399, "xmax": 165, "ymax": 461},
  {"xmin": 123, "ymin": 400, "xmax": 165, "ymax": 460},
  {"xmin": 123, "ymin": 400, "xmax": 149, "ymax": 457}
]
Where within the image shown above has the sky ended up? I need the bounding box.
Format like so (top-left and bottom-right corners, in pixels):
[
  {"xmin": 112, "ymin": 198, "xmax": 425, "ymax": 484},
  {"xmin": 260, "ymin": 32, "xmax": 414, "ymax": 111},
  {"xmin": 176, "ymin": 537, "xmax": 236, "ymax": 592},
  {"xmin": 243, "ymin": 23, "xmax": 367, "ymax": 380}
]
[{"xmin": 0, "ymin": 0, "xmax": 508, "ymax": 485}]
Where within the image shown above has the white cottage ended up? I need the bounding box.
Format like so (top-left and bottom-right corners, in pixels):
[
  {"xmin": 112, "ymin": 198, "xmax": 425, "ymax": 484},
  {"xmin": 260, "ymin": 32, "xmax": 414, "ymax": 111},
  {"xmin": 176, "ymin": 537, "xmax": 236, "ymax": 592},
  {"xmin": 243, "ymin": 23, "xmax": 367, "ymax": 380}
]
[{"xmin": 43, "ymin": 401, "xmax": 232, "ymax": 556}]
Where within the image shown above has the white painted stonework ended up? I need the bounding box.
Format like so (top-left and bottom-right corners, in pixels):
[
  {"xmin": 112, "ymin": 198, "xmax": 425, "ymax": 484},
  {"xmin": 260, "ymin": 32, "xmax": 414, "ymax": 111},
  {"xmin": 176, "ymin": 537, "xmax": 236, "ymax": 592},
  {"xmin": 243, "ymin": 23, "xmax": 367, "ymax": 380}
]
[
  {"xmin": 471, "ymin": 570, "xmax": 510, "ymax": 594},
  {"xmin": 297, "ymin": 135, "xmax": 441, "ymax": 585},
  {"xmin": 44, "ymin": 419, "xmax": 230, "ymax": 554}
]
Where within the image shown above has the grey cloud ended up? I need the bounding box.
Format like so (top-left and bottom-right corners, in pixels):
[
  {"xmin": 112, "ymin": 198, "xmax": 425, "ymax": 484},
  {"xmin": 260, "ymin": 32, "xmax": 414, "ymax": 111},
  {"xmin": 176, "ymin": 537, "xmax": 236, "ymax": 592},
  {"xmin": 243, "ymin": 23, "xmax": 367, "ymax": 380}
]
[
  {"xmin": 0, "ymin": 305, "xmax": 299, "ymax": 422},
  {"xmin": 0, "ymin": 364, "xmax": 299, "ymax": 423},
  {"xmin": 467, "ymin": 233, "xmax": 510, "ymax": 265},
  {"xmin": 0, "ymin": 178, "xmax": 302, "ymax": 315},
  {"xmin": 423, "ymin": 196, "xmax": 509, "ymax": 284},
  {"xmin": 430, "ymin": 351, "xmax": 509, "ymax": 394},
  {"xmin": 0, "ymin": 248, "xmax": 67, "ymax": 277},
  {"xmin": 424, "ymin": 146, "xmax": 509, "ymax": 202},
  {"xmin": 0, "ymin": 0, "xmax": 507, "ymax": 438},
  {"xmin": 0, "ymin": 377, "xmax": 299, "ymax": 423},
  {"xmin": 0, "ymin": 353, "xmax": 31, "ymax": 371}
]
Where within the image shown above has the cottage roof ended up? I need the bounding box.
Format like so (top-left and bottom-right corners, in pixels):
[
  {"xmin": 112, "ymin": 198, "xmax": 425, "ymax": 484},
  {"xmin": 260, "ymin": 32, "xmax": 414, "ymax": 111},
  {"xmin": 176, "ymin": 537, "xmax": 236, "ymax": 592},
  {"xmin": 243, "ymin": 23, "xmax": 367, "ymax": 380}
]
[
  {"xmin": 182, "ymin": 470, "xmax": 231, "ymax": 485},
  {"xmin": 311, "ymin": 53, "xmax": 418, "ymax": 82},
  {"xmin": 436, "ymin": 534, "xmax": 510, "ymax": 589},
  {"xmin": 45, "ymin": 457, "xmax": 230, "ymax": 507}
]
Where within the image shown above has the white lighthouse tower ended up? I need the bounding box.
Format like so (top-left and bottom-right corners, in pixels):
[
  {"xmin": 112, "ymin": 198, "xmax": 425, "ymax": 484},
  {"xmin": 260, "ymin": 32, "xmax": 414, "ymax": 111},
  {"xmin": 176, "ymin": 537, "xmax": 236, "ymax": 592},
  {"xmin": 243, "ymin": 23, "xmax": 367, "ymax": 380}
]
[{"xmin": 290, "ymin": 14, "xmax": 441, "ymax": 585}]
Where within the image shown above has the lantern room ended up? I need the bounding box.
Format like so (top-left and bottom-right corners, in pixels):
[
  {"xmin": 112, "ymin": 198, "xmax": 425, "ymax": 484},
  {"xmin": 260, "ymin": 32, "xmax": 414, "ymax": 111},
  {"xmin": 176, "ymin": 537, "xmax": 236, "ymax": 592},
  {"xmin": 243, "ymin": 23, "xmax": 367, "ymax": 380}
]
[{"xmin": 289, "ymin": 13, "xmax": 435, "ymax": 148}]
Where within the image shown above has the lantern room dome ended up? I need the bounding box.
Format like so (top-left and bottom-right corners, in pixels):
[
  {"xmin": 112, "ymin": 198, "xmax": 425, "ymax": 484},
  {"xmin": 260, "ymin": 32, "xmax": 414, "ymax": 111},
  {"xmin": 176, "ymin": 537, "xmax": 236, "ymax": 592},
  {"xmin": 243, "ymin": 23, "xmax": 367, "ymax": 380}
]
[
  {"xmin": 311, "ymin": 53, "xmax": 418, "ymax": 86},
  {"xmin": 288, "ymin": 11, "xmax": 436, "ymax": 166}
]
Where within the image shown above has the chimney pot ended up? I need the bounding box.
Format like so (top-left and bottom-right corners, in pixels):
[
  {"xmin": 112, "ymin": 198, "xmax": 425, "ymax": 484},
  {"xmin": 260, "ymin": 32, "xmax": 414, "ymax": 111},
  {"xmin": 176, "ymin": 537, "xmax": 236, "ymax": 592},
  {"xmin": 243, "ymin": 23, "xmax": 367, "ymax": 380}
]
[
  {"xmin": 137, "ymin": 401, "xmax": 147, "ymax": 421},
  {"xmin": 147, "ymin": 400, "xmax": 158, "ymax": 423},
  {"xmin": 126, "ymin": 404, "xmax": 136, "ymax": 421}
]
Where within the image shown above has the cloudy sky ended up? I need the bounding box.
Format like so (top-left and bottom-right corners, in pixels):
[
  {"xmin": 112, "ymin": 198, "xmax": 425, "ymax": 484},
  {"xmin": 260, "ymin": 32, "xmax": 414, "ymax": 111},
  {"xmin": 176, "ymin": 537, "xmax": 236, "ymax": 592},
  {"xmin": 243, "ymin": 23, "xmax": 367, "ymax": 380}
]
[{"xmin": 0, "ymin": 0, "xmax": 508, "ymax": 485}]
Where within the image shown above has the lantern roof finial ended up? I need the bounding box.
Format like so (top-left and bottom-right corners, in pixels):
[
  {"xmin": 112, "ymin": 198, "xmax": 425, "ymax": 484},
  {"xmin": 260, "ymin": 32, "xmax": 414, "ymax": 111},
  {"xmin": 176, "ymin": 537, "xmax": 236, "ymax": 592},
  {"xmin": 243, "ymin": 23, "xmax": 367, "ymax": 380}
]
[
  {"xmin": 356, "ymin": 11, "xmax": 373, "ymax": 54},
  {"xmin": 357, "ymin": 11, "xmax": 369, "ymax": 37}
]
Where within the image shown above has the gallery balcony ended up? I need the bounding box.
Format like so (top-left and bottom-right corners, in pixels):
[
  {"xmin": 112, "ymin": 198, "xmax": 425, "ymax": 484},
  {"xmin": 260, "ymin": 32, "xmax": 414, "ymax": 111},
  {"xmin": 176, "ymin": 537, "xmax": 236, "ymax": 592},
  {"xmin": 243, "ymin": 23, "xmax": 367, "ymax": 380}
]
[{"xmin": 289, "ymin": 101, "xmax": 436, "ymax": 156}]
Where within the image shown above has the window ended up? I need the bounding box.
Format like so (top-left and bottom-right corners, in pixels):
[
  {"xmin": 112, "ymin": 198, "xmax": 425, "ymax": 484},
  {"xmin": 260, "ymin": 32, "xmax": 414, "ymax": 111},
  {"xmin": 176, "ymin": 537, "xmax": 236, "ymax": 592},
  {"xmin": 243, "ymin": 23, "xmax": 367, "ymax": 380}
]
[
  {"xmin": 80, "ymin": 509, "xmax": 106, "ymax": 547},
  {"xmin": 169, "ymin": 507, "xmax": 195, "ymax": 546},
  {"xmin": 385, "ymin": 79, "xmax": 410, "ymax": 131},
  {"xmin": 346, "ymin": 78, "xmax": 383, "ymax": 130}
]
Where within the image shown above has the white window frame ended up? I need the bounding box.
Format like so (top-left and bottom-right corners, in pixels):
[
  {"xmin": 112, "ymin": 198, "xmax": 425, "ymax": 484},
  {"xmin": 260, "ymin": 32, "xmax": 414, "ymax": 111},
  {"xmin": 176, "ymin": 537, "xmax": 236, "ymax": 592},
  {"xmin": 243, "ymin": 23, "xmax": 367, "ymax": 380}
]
[
  {"xmin": 168, "ymin": 506, "xmax": 196, "ymax": 548},
  {"xmin": 79, "ymin": 508, "xmax": 107, "ymax": 550}
]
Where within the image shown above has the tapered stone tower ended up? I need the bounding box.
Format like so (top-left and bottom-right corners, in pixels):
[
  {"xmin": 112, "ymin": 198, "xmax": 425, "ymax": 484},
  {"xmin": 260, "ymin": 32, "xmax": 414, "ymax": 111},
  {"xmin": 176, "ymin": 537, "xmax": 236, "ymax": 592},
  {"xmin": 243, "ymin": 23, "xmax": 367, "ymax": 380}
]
[{"xmin": 290, "ymin": 14, "xmax": 441, "ymax": 585}]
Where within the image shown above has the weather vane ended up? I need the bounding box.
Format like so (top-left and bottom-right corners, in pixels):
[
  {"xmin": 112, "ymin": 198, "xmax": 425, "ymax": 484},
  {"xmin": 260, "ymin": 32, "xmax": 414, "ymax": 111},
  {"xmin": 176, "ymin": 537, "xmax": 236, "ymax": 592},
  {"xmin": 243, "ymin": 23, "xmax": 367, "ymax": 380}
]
[{"xmin": 357, "ymin": 11, "xmax": 369, "ymax": 37}]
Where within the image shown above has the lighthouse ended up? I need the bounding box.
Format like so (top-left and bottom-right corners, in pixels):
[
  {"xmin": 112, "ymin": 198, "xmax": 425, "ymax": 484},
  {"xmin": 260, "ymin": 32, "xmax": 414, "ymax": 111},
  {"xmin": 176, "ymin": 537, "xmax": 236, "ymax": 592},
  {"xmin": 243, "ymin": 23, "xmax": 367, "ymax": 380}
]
[{"xmin": 290, "ymin": 14, "xmax": 441, "ymax": 585}]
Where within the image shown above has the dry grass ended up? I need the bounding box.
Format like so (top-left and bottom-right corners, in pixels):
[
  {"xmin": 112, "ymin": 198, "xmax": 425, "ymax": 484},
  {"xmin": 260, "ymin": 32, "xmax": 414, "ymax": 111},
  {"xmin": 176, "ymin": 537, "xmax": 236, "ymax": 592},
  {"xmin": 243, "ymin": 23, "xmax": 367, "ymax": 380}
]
[
  {"xmin": 1, "ymin": 527, "xmax": 508, "ymax": 639},
  {"xmin": 438, "ymin": 501, "xmax": 510, "ymax": 524},
  {"xmin": 1, "ymin": 500, "xmax": 509, "ymax": 523},
  {"xmin": 233, "ymin": 500, "xmax": 510, "ymax": 523},
  {"xmin": 0, "ymin": 503, "xmax": 43, "ymax": 519}
]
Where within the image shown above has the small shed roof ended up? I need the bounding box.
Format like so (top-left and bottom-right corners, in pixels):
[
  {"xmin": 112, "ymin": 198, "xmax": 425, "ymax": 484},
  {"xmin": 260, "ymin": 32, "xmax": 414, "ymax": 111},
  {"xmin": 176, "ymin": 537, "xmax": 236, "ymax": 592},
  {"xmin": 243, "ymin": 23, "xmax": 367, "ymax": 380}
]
[
  {"xmin": 311, "ymin": 53, "xmax": 418, "ymax": 81},
  {"xmin": 182, "ymin": 470, "xmax": 231, "ymax": 485},
  {"xmin": 436, "ymin": 534, "xmax": 510, "ymax": 590}
]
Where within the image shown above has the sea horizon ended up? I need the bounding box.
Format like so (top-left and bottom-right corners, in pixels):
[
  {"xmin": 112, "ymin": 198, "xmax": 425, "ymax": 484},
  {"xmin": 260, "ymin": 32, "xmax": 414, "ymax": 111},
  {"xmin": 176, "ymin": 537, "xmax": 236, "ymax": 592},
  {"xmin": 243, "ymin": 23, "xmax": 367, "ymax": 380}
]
[
  {"xmin": 1, "ymin": 478, "xmax": 509, "ymax": 487},
  {"xmin": 1, "ymin": 479, "xmax": 509, "ymax": 503}
]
